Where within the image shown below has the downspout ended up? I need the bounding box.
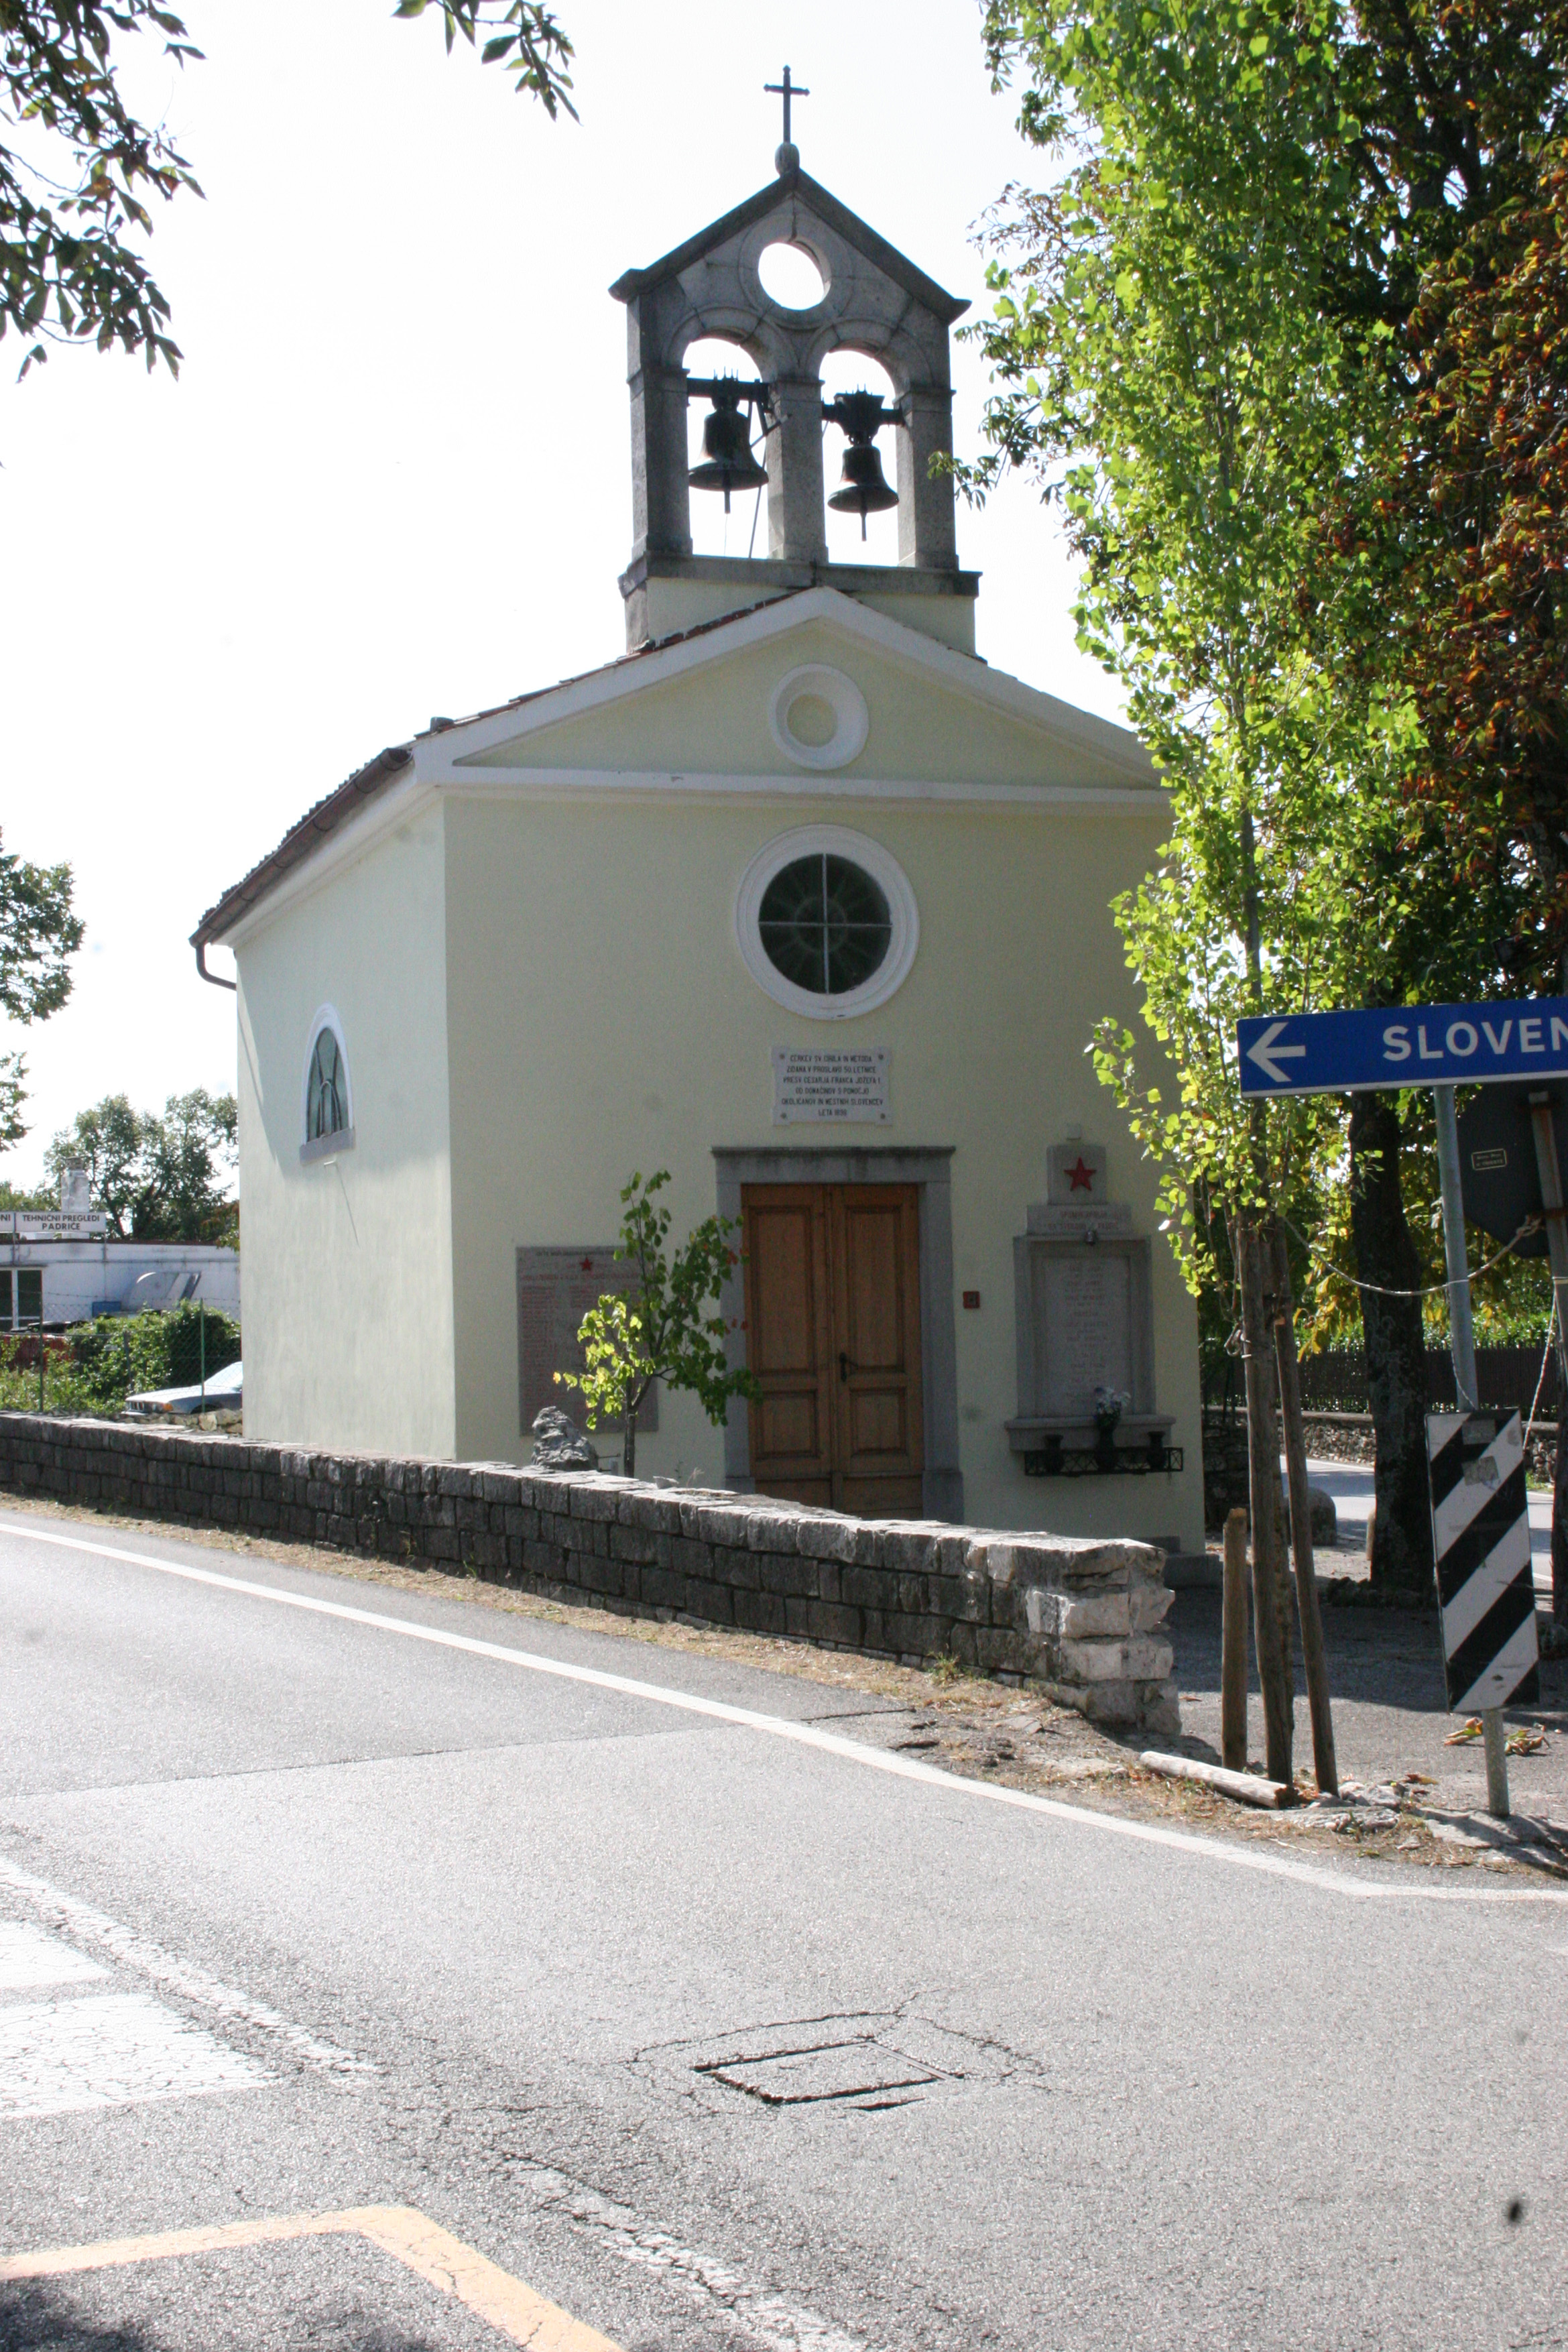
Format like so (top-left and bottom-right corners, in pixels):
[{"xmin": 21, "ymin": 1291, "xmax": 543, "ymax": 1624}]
[{"xmin": 194, "ymin": 941, "xmax": 237, "ymax": 992}]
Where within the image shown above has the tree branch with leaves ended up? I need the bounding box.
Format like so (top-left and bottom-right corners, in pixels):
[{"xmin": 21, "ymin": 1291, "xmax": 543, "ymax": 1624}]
[
  {"xmin": 554, "ymin": 1171, "xmax": 757, "ymax": 1479},
  {"xmin": 1, "ymin": 0, "xmax": 575, "ymax": 383}
]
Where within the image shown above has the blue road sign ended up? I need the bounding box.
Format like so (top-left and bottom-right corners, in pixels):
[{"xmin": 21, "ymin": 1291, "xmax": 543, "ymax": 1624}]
[{"xmin": 1236, "ymin": 997, "xmax": 1568, "ymax": 1098}]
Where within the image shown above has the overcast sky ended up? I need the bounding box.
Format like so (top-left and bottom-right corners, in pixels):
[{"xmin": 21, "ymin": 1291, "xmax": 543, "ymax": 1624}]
[{"xmin": 0, "ymin": 0, "xmax": 1121, "ymax": 1188}]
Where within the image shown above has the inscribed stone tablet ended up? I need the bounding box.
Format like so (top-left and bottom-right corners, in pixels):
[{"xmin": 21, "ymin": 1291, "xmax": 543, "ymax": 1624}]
[
  {"xmin": 772, "ymin": 1047, "xmax": 890, "ymax": 1124},
  {"xmin": 515, "ymin": 1246, "xmax": 657, "ymax": 1438},
  {"xmin": 1038, "ymin": 1252, "xmax": 1135, "ymax": 1419},
  {"xmin": 1026, "ymin": 1202, "xmax": 1134, "ymax": 1239}
]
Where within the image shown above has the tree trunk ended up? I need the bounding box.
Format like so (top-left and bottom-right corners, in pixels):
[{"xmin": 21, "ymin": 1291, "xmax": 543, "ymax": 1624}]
[
  {"xmin": 1553, "ymin": 1412, "xmax": 1568, "ymax": 1631},
  {"xmin": 622, "ymin": 1408, "xmax": 636, "ymax": 1478},
  {"xmin": 1270, "ymin": 1224, "xmax": 1338, "ymax": 1797},
  {"xmin": 1235, "ymin": 1214, "xmax": 1295, "ymax": 1787},
  {"xmin": 1347, "ymin": 1092, "xmax": 1434, "ymax": 1594}
]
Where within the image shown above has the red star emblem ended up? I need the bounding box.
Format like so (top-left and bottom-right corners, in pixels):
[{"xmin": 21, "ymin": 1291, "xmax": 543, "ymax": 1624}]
[
  {"xmin": 1067, "ymin": 1156, "xmax": 1096, "ymax": 1193},
  {"xmin": 580, "ymin": 1256, "xmax": 595, "ymax": 1273}
]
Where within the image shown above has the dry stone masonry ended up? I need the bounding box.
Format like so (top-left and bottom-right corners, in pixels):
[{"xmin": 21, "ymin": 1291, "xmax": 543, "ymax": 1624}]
[{"xmin": 0, "ymin": 1413, "xmax": 1179, "ymax": 1734}]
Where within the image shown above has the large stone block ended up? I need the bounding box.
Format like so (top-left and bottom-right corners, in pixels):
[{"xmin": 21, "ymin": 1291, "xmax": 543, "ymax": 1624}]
[
  {"xmin": 840, "ymin": 1564, "xmax": 896, "ymax": 1613},
  {"xmin": 806, "ymin": 1600, "xmax": 861, "ymax": 1647},
  {"xmin": 1129, "ymin": 1580, "xmax": 1176, "ymax": 1632},
  {"xmin": 1026, "ymin": 1589, "xmax": 1132, "ymax": 1642},
  {"xmin": 733, "ymin": 1588, "xmax": 788, "ymax": 1636},
  {"xmin": 668, "ymin": 1535, "xmax": 713, "ymax": 1579},
  {"xmin": 684, "ymin": 1578, "xmax": 737, "ymax": 1627},
  {"xmin": 756, "ymin": 1549, "xmax": 815, "ymax": 1600}
]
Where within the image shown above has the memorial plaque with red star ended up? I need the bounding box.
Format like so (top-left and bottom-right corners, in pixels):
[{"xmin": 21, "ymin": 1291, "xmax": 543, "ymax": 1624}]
[{"xmin": 1046, "ymin": 1142, "xmax": 1108, "ymax": 1206}]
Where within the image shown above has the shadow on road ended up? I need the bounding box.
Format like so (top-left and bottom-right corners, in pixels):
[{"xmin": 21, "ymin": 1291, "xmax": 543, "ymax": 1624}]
[{"xmin": 0, "ymin": 2281, "xmax": 453, "ymax": 2352}]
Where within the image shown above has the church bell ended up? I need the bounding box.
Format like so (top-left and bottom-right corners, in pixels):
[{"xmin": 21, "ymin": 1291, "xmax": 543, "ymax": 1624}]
[
  {"xmin": 688, "ymin": 381, "xmax": 770, "ymax": 512},
  {"xmin": 826, "ymin": 389, "xmax": 899, "ymax": 538}
]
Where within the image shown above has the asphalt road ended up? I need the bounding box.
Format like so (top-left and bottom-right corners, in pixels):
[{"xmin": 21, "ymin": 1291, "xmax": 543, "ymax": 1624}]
[
  {"xmin": 3, "ymin": 1511, "xmax": 1567, "ymax": 2352},
  {"xmin": 1306, "ymin": 1456, "xmax": 1557, "ymax": 1588}
]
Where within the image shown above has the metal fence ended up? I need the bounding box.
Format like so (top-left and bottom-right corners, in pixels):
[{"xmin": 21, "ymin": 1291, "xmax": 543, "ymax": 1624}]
[
  {"xmin": 1204, "ymin": 1342, "xmax": 1560, "ymax": 1422},
  {"xmin": 0, "ymin": 1305, "xmax": 241, "ymax": 1420}
]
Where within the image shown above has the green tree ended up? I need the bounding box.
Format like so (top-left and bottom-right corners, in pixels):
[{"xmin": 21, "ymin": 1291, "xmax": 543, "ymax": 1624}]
[
  {"xmin": 554, "ymin": 1171, "xmax": 757, "ymax": 1480},
  {"xmin": 971, "ymin": 0, "xmax": 1537, "ymax": 1607},
  {"xmin": 41, "ymin": 1092, "xmax": 146, "ymax": 1232},
  {"xmin": 137, "ymin": 1085, "xmax": 237, "ymax": 1242},
  {"xmin": 0, "ymin": 1176, "xmax": 54, "ymax": 1210},
  {"xmin": 42, "ymin": 1087, "xmax": 235, "ymax": 1241},
  {"xmin": 3, "ymin": 1, "xmax": 574, "ymax": 381},
  {"xmin": 0, "ymin": 831, "xmax": 83, "ymax": 1143}
]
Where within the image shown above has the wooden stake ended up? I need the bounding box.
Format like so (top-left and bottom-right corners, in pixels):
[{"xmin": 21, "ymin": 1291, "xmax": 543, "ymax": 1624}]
[
  {"xmin": 1236, "ymin": 1215, "xmax": 1294, "ymax": 1789},
  {"xmin": 1140, "ymin": 1751, "xmax": 1290, "ymax": 1809},
  {"xmin": 1221, "ymin": 1506, "xmax": 1249, "ymax": 1772},
  {"xmin": 1270, "ymin": 1225, "xmax": 1339, "ymax": 1798}
]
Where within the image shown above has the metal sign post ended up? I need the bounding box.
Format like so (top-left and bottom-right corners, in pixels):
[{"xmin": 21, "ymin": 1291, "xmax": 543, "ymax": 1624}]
[
  {"xmin": 1528, "ymin": 1096, "xmax": 1568, "ymax": 1393},
  {"xmin": 1433, "ymin": 1085, "xmax": 1480, "ymax": 1415},
  {"xmin": 1237, "ymin": 996, "xmax": 1565, "ymax": 1818}
]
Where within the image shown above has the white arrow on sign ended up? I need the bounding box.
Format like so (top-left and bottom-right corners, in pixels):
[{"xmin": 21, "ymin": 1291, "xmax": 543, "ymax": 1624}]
[{"xmin": 1247, "ymin": 1021, "xmax": 1309, "ymax": 1085}]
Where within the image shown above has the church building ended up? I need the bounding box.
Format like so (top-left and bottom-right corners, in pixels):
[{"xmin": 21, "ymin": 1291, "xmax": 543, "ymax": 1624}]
[{"xmin": 192, "ymin": 127, "xmax": 1205, "ymax": 1556}]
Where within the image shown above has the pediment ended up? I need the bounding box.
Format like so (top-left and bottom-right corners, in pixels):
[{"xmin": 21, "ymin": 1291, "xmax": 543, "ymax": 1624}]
[
  {"xmin": 610, "ymin": 167, "xmax": 967, "ymax": 329},
  {"xmin": 429, "ymin": 591, "xmax": 1159, "ymax": 805}
]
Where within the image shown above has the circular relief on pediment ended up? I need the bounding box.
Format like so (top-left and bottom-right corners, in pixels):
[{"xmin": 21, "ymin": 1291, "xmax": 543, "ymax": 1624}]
[
  {"xmin": 768, "ymin": 664, "xmax": 869, "ymax": 772},
  {"xmin": 735, "ymin": 825, "xmax": 918, "ymax": 1020}
]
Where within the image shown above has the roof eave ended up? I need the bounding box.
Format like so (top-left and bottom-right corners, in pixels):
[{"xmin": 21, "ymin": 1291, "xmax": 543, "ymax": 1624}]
[{"xmin": 191, "ymin": 743, "xmax": 414, "ymax": 949}]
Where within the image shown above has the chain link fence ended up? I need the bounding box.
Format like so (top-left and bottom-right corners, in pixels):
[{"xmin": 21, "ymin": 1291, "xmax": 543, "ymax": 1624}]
[{"xmin": 0, "ymin": 1304, "xmax": 241, "ymax": 1420}]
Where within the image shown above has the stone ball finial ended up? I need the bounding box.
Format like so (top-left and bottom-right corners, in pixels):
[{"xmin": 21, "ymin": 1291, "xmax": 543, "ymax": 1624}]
[{"xmin": 775, "ymin": 140, "xmax": 800, "ymax": 175}]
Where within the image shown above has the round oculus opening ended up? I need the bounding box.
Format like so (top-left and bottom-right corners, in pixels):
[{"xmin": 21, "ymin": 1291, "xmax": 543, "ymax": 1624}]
[
  {"xmin": 783, "ymin": 691, "xmax": 837, "ymax": 749},
  {"xmin": 757, "ymin": 239, "xmax": 827, "ymax": 311},
  {"xmin": 766, "ymin": 664, "xmax": 868, "ymax": 771},
  {"xmin": 758, "ymin": 852, "xmax": 892, "ymax": 998}
]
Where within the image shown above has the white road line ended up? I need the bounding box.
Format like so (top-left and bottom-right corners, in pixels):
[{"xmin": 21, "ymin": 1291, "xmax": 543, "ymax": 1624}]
[
  {"xmin": 0, "ymin": 1857, "xmax": 369, "ymax": 2073},
  {"xmin": 524, "ymin": 2167, "xmax": 873, "ymax": 2352},
  {"xmin": 0, "ymin": 1922, "xmax": 108, "ymax": 1991},
  {"xmin": 5, "ymin": 1515, "xmax": 1567, "ymax": 1907},
  {"xmin": 0, "ymin": 1991, "xmax": 269, "ymax": 2118}
]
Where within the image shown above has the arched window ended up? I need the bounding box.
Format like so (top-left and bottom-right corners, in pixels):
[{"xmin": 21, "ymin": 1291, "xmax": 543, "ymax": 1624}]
[
  {"xmin": 306, "ymin": 1028, "xmax": 347, "ymax": 1140},
  {"xmin": 300, "ymin": 1008, "xmax": 355, "ymax": 1163}
]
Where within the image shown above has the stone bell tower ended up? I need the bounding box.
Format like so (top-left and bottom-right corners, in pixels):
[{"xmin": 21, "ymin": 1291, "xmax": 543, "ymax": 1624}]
[{"xmin": 610, "ymin": 90, "xmax": 979, "ymax": 654}]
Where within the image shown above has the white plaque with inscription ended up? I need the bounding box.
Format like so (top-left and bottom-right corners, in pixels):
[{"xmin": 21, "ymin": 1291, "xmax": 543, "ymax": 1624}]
[
  {"xmin": 771, "ymin": 1047, "xmax": 891, "ymax": 1126},
  {"xmin": 1038, "ymin": 1254, "xmax": 1136, "ymax": 1419}
]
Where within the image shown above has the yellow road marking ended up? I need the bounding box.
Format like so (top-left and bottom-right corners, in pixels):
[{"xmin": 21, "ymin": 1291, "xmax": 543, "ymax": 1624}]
[{"xmin": 0, "ymin": 2204, "xmax": 621, "ymax": 2351}]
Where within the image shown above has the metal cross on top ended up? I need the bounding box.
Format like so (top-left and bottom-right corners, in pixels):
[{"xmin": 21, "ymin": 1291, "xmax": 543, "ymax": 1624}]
[{"xmin": 765, "ymin": 65, "xmax": 810, "ymax": 147}]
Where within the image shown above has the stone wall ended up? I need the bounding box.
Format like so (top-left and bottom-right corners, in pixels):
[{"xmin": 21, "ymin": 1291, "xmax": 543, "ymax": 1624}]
[{"xmin": 0, "ymin": 1412, "xmax": 1178, "ymax": 1734}]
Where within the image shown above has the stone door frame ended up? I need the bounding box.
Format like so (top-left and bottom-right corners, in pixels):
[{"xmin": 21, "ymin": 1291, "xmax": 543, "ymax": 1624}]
[{"xmin": 712, "ymin": 1145, "xmax": 962, "ymax": 1522}]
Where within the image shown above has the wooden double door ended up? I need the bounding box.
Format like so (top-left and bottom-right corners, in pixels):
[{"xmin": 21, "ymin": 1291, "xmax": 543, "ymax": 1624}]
[{"xmin": 741, "ymin": 1183, "xmax": 924, "ymax": 1517}]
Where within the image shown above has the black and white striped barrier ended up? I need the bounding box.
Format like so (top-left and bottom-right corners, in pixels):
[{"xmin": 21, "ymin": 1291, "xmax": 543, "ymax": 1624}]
[{"xmin": 1427, "ymin": 1410, "xmax": 1539, "ymax": 1713}]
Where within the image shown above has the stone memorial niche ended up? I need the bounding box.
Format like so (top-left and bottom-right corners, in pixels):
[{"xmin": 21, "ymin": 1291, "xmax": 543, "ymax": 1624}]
[
  {"xmin": 1005, "ymin": 1145, "xmax": 1178, "ymax": 1476},
  {"xmin": 515, "ymin": 1246, "xmax": 658, "ymax": 1441}
]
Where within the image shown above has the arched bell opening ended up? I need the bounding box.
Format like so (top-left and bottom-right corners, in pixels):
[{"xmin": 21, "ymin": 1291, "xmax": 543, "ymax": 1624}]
[
  {"xmin": 817, "ymin": 349, "xmax": 902, "ymax": 566},
  {"xmin": 681, "ymin": 335, "xmax": 774, "ymax": 558}
]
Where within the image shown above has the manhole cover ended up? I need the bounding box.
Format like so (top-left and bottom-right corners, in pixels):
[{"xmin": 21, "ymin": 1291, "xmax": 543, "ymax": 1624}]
[
  {"xmin": 638, "ymin": 2007, "xmax": 1033, "ymax": 2116},
  {"xmin": 698, "ymin": 2037, "xmax": 943, "ymax": 2109}
]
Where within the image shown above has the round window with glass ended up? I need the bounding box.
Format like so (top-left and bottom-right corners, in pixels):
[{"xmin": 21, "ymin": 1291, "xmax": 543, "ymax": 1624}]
[
  {"xmin": 735, "ymin": 827, "xmax": 919, "ymax": 1018},
  {"xmin": 758, "ymin": 851, "xmax": 892, "ymax": 998}
]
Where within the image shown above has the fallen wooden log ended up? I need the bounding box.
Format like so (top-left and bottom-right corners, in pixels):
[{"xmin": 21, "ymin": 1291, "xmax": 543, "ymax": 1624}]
[{"xmin": 1139, "ymin": 1751, "xmax": 1292, "ymax": 1810}]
